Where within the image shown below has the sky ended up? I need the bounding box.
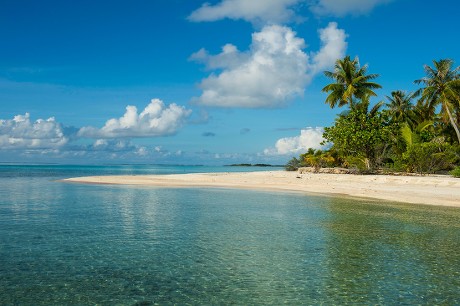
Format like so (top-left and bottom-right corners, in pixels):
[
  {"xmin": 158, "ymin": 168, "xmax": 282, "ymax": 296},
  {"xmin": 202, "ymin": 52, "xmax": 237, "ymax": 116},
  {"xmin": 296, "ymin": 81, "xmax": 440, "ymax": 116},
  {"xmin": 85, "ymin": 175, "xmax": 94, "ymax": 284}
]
[{"xmin": 0, "ymin": 0, "xmax": 459, "ymax": 165}]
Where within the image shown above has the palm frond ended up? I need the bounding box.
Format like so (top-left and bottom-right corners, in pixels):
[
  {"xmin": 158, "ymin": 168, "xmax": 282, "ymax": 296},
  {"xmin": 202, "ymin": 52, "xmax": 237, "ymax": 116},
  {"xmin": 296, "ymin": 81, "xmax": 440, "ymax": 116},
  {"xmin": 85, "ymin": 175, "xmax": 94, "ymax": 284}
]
[
  {"xmin": 370, "ymin": 101, "xmax": 384, "ymax": 116},
  {"xmin": 323, "ymin": 55, "xmax": 381, "ymax": 109},
  {"xmin": 323, "ymin": 70, "xmax": 336, "ymax": 79}
]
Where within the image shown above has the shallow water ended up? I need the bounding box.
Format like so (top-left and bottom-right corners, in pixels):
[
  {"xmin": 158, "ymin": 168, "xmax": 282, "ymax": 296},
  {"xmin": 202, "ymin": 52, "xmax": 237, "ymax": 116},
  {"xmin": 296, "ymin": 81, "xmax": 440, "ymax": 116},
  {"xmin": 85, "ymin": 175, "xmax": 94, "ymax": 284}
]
[{"xmin": 1, "ymin": 165, "xmax": 460, "ymax": 304}]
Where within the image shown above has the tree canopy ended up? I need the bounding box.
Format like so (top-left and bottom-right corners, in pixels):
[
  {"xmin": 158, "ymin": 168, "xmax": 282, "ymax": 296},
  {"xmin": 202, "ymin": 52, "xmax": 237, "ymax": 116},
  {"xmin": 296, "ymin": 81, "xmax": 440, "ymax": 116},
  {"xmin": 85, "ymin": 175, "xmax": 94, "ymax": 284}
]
[
  {"xmin": 286, "ymin": 56, "xmax": 460, "ymax": 175},
  {"xmin": 322, "ymin": 56, "xmax": 382, "ymax": 109}
]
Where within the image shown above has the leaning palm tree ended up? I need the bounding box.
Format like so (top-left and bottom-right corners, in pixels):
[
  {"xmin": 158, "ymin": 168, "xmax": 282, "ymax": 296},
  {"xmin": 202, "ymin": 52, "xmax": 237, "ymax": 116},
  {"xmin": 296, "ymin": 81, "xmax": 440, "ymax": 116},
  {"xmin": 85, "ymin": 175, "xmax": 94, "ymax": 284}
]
[
  {"xmin": 322, "ymin": 56, "xmax": 382, "ymax": 109},
  {"xmin": 385, "ymin": 90, "xmax": 416, "ymax": 126},
  {"xmin": 415, "ymin": 59, "xmax": 460, "ymax": 143}
]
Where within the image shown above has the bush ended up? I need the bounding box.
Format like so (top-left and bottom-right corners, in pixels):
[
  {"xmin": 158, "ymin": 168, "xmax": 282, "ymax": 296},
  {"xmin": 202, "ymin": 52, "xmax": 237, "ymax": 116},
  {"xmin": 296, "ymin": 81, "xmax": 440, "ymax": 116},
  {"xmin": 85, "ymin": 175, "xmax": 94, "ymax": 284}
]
[
  {"xmin": 285, "ymin": 157, "xmax": 301, "ymax": 171},
  {"xmin": 322, "ymin": 107, "xmax": 396, "ymax": 171},
  {"xmin": 396, "ymin": 142, "xmax": 457, "ymax": 174},
  {"xmin": 342, "ymin": 156, "xmax": 368, "ymax": 172},
  {"xmin": 285, "ymin": 149, "xmax": 343, "ymax": 171},
  {"xmin": 303, "ymin": 153, "xmax": 336, "ymax": 169},
  {"xmin": 450, "ymin": 167, "xmax": 460, "ymax": 178}
]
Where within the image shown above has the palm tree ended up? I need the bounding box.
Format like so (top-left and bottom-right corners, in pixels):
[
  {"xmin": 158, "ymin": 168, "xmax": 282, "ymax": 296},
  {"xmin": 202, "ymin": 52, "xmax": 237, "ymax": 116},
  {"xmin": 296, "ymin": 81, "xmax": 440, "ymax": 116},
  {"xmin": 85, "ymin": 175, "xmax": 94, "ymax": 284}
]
[
  {"xmin": 322, "ymin": 56, "xmax": 382, "ymax": 109},
  {"xmin": 412, "ymin": 97, "xmax": 436, "ymax": 124},
  {"xmin": 415, "ymin": 59, "xmax": 460, "ymax": 143},
  {"xmin": 385, "ymin": 90, "xmax": 416, "ymax": 126},
  {"xmin": 356, "ymin": 93, "xmax": 384, "ymax": 116}
]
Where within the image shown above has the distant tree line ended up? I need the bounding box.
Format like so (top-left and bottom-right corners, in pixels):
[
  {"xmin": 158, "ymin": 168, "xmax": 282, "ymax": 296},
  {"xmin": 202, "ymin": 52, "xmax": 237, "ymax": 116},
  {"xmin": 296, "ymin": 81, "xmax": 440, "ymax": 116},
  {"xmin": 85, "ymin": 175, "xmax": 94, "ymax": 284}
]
[{"xmin": 286, "ymin": 56, "xmax": 460, "ymax": 176}]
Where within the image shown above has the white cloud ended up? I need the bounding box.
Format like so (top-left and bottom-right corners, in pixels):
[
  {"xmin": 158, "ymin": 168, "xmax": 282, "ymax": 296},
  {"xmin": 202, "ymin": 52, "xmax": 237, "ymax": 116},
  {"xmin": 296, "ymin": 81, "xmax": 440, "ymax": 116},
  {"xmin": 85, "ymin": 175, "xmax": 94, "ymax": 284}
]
[
  {"xmin": 0, "ymin": 113, "xmax": 68, "ymax": 149},
  {"xmin": 188, "ymin": 0, "xmax": 302, "ymax": 25},
  {"xmin": 310, "ymin": 0, "xmax": 392, "ymax": 17},
  {"xmin": 0, "ymin": 109, "xmax": 189, "ymax": 162},
  {"xmin": 78, "ymin": 99, "xmax": 192, "ymax": 138},
  {"xmin": 91, "ymin": 139, "xmax": 149, "ymax": 156},
  {"xmin": 93, "ymin": 139, "xmax": 133, "ymax": 151},
  {"xmin": 311, "ymin": 22, "xmax": 348, "ymax": 74},
  {"xmin": 191, "ymin": 22, "xmax": 346, "ymax": 108},
  {"xmin": 135, "ymin": 147, "xmax": 148, "ymax": 156},
  {"xmin": 190, "ymin": 44, "xmax": 249, "ymax": 70},
  {"xmin": 264, "ymin": 127, "xmax": 325, "ymax": 155}
]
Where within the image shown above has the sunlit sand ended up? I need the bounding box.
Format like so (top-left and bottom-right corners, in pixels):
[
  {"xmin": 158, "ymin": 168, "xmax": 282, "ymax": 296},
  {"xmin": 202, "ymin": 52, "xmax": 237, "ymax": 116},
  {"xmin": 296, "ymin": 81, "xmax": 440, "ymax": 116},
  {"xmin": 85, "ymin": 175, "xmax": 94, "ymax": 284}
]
[{"xmin": 64, "ymin": 171, "xmax": 460, "ymax": 207}]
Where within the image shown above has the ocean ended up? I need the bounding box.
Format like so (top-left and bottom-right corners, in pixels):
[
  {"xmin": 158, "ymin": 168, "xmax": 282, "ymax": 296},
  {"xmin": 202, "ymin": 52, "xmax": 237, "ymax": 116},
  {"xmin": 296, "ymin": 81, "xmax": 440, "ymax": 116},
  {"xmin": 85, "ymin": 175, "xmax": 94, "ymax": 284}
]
[{"xmin": 1, "ymin": 164, "xmax": 460, "ymax": 305}]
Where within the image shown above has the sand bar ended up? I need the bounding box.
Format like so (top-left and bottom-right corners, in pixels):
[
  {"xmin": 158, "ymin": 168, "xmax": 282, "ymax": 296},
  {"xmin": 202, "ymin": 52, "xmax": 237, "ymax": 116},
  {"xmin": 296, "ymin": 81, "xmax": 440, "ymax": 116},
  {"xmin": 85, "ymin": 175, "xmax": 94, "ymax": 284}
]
[{"xmin": 63, "ymin": 171, "xmax": 460, "ymax": 207}]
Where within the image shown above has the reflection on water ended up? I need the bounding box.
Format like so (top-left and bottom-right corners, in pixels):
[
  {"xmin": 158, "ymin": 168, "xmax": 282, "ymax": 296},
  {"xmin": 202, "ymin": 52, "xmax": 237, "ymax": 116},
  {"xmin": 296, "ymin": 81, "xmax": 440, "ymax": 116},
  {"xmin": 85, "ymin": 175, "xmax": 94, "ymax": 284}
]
[{"xmin": 1, "ymin": 175, "xmax": 460, "ymax": 304}]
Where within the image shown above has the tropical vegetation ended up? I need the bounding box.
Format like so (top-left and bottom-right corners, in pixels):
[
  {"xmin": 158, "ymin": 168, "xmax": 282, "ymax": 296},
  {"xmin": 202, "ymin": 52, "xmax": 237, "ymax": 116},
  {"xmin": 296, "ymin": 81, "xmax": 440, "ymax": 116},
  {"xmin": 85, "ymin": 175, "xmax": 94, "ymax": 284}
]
[
  {"xmin": 287, "ymin": 57, "xmax": 460, "ymax": 175},
  {"xmin": 450, "ymin": 166, "xmax": 460, "ymax": 178}
]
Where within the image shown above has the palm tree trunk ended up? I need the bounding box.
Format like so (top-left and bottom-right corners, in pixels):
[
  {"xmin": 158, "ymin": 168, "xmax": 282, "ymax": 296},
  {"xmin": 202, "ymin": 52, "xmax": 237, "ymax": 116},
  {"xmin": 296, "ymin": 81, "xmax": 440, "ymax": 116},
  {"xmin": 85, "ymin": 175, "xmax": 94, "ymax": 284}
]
[{"xmin": 445, "ymin": 104, "xmax": 460, "ymax": 144}]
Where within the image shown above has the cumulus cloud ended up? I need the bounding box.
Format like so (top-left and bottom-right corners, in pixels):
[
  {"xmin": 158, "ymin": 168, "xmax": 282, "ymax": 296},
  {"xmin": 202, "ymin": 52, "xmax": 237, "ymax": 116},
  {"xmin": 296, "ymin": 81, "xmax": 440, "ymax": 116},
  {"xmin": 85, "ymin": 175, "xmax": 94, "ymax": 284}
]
[
  {"xmin": 310, "ymin": 0, "xmax": 392, "ymax": 17},
  {"xmin": 311, "ymin": 22, "xmax": 348, "ymax": 74},
  {"xmin": 78, "ymin": 99, "xmax": 192, "ymax": 138},
  {"xmin": 0, "ymin": 104, "xmax": 192, "ymax": 161},
  {"xmin": 188, "ymin": 0, "xmax": 302, "ymax": 25},
  {"xmin": 264, "ymin": 127, "xmax": 325, "ymax": 155},
  {"xmin": 191, "ymin": 44, "xmax": 249, "ymax": 71},
  {"xmin": 152, "ymin": 146, "xmax": 184, "ymax": 157},
  {"xmin": 191, "ymin": 22, "xmax": 346, "ymax": 108},
  {"xmin": 92, "ymin": 139, "xmax": 143, "ymax": 153},
  {"xmin": 0, "ymin": 113, "xmax": 69, "ymax": 149}
]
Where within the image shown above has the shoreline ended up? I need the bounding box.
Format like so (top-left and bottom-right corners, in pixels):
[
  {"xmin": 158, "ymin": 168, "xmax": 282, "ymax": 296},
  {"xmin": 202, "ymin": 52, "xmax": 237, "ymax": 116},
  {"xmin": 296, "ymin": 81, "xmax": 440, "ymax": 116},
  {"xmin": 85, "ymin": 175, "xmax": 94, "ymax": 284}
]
[{"xmin": 63, "ymin": 171, "xmax": 460, "ymax": 207}]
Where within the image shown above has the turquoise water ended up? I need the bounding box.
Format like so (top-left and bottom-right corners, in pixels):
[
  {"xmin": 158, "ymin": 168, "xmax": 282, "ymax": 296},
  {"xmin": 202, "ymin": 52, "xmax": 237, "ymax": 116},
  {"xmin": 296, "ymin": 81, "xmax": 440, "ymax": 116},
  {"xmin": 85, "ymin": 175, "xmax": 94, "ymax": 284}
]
[{"xmin": 1, "ymin": 165, "xmax": 460, "ymax": 304}]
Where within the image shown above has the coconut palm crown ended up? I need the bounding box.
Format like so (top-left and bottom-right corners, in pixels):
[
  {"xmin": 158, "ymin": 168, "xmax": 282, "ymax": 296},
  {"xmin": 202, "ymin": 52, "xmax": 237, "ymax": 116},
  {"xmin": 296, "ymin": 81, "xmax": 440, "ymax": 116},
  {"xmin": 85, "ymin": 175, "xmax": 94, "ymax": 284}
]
[
  {"xmin": 385, "ymin": 90, "xmax": 417, "ymax": 126},
  {"xmin": 322, "ymin": 56, "xmax": 382, "ymax": 109},
  {"xmin": 415, "ymin": 59, "xmax": 460, "ymax": 143}
]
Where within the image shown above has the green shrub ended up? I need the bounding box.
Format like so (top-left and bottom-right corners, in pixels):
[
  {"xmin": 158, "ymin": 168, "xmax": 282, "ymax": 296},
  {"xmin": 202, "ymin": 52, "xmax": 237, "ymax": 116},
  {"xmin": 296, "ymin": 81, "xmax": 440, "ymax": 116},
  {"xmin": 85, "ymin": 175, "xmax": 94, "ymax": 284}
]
[
  {"xmin": 343, "ymin": 156, "xmax": 369, "ymax": 172},
  {"xmin": 285, "ymin": 157, "xmax": 301, "ymax": 171},
  {"xmin": 396, "ymin": 142, "xmax": 457, "ymax": 174},
  {"xmin": 303, "ymin": 154, "xmax": 337, "ymax": 169},
  {"xmin": 390, "ymin": 158, "xmax": 407, "ymax": 172},
  {"xmin": 450, "ymin": 167, "xmax": 460, "ymax": 178}
]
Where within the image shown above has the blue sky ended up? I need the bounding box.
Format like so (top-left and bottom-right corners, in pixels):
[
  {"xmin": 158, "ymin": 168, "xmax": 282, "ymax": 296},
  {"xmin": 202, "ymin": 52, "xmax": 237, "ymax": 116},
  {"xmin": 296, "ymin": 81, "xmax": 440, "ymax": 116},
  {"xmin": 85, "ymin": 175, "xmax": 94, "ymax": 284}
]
[{"xmin": 0, "ymin": 0, "xmax": 458, "ymax": 165}]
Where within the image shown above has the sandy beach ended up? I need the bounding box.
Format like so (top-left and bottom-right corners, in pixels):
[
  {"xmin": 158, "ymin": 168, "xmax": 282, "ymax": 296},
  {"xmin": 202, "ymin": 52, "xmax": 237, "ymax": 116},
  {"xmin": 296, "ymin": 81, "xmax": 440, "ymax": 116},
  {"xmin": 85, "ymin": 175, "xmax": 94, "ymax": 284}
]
[{"xmin": 63, "ymin": 171, "xmax": 460, "ymax": 207}]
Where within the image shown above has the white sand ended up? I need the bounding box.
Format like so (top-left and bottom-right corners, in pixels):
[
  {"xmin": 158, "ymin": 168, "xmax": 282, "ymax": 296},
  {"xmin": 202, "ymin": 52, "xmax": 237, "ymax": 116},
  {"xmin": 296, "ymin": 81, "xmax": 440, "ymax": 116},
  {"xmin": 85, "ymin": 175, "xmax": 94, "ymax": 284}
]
[{"xmin": 63, "ymin": 171, "xmax": 460, "ymax": 207}]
